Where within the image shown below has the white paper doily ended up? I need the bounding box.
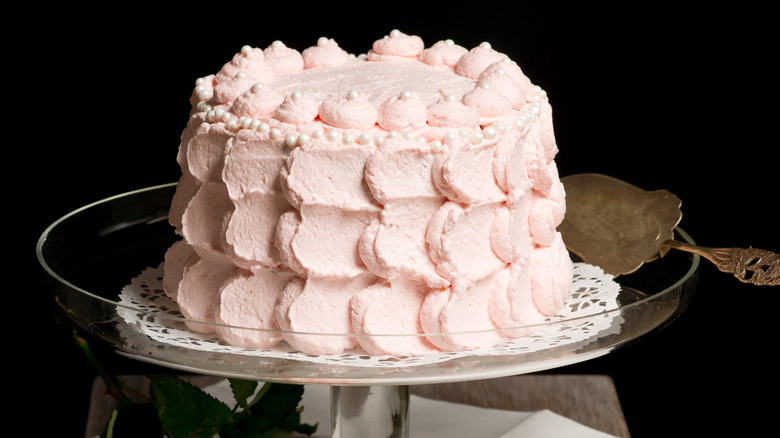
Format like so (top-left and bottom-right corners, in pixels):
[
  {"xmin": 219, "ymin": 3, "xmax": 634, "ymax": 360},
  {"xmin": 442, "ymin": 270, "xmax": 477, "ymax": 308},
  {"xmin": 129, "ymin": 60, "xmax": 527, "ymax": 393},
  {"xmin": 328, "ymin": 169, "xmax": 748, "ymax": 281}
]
[{"xmin": 117, "ymin": 262, "xmax": 622, "ymax": 368}]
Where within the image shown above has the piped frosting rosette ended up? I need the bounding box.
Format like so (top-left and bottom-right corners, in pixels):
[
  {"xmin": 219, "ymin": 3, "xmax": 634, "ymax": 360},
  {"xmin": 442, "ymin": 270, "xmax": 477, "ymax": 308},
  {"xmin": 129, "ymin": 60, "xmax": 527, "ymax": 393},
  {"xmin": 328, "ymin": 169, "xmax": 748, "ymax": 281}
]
[{"xmin": 165, "ymin": 30, "xmax": 571, "ymax": 357}]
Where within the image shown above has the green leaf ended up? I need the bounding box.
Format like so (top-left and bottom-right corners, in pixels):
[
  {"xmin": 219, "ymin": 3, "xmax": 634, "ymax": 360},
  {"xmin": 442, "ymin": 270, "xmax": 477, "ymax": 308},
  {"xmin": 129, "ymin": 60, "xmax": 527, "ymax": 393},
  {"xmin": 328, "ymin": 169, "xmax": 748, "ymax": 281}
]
[
  {"xmin": 223, "ymin": 384, "xmax": 307, "ymax": 437},
  {"xmin": 276, "ymin": 410, "xmax": 319, "ymax": 435},
  {"xmin": 148, "ymin": 375, "xmax": 233, "ymax": 438},
  {"xmin": 229, "ymin": 379, "xmax": 259, "ymax": 411}
]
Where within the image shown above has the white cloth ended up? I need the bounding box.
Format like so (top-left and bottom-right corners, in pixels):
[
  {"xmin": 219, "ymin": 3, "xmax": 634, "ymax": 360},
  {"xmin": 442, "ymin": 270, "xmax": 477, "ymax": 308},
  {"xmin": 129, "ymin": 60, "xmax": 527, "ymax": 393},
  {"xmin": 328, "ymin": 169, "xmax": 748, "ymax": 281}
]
[{"xmin": 202, "ymin": 381, "xmax": 618, "ymax": 438}]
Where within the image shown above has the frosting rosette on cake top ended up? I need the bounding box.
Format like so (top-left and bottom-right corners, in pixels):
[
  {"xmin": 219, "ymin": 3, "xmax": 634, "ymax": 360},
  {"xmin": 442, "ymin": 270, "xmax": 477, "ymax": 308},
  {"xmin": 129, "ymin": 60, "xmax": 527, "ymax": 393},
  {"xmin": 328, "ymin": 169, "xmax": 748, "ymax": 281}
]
[{"xmin": 165, "ymin": 29, "xmax": 569, "ymax": 357}]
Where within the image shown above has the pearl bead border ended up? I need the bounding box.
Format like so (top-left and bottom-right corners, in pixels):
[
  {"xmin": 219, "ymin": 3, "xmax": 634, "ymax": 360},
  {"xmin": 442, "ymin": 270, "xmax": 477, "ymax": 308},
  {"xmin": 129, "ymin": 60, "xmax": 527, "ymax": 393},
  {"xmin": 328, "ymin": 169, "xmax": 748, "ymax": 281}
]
[{"xmin": 196, "ymin": 85, "xmax": 548, "ymax": 152}]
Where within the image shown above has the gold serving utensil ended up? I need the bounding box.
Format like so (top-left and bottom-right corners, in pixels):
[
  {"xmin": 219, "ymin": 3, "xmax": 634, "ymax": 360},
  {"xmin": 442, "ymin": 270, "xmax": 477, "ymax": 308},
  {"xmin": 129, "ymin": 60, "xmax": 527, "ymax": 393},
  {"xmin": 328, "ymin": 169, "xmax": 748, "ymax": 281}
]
[{"xmin": 559, "ymin": 173, "xmax": 779, "ymax": 286}]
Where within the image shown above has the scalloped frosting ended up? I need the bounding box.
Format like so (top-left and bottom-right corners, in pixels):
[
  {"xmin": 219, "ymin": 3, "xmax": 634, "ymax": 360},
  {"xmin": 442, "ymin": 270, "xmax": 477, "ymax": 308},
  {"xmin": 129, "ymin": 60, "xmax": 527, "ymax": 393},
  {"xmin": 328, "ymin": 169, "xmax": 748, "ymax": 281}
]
[{"xmin": 168, "ymin": 30, "xmax": 569, "ymax": 357}]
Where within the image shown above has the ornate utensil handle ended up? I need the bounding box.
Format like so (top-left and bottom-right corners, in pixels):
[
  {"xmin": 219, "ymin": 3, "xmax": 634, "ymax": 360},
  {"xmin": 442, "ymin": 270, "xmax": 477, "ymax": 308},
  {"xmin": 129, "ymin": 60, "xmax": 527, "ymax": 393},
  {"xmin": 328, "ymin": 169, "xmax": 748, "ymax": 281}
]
[{"xmin": 661, "ymin": 240, "xmax": 780, "ymax": 286}]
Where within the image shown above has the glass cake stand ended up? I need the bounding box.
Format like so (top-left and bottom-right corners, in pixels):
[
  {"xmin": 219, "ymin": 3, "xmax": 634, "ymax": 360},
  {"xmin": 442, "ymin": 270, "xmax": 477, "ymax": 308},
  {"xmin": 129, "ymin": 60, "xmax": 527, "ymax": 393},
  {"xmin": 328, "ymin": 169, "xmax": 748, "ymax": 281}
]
[{"xmin": 36, "ymin": 183, "xmax": 699, "ymax": 437}]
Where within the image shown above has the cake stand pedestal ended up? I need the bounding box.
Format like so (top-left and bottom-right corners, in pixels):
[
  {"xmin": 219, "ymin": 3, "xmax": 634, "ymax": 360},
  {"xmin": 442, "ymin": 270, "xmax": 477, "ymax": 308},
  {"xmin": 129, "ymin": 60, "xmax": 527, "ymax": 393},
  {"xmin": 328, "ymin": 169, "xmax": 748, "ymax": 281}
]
[{"xmin": 37, "ymin": 183, "xmax": 699, "ymax": 437}]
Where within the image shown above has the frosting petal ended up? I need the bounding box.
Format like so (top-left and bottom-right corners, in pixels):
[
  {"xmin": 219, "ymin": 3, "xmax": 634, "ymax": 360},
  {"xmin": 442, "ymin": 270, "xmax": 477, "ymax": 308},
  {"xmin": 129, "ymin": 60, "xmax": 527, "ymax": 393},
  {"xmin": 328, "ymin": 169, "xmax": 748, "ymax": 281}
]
[
  {"xmin": 367, "ymin": 29, "xmax": 425, "ymax": 61},
  {"xmin": 318, "ymin": 90, "xmax": 378, "ymax": 130},
  {"xmin": 263, "ymin": 41, "xmax": 304, "ymax": 75},
  {"xmin": 462, "ymin": 83, "xmax": 513, "ymax": 118},
  {"xmin": 231, "ymin": 82, "xmax": 285, "ymax": 118},
  {"xmin": 455, "ymin": 42, "xmax": 507, "ymax": 79},
  {"xmin": 274, "ymin": 91, "xmax": 319, "ymax": 125},
  {"xmin": 215, "ymin": 46, "xmax": 275, "ymax": 84},
  {"xmin": 426, "ymin": 93, "xmax": 480, "ymax": 128},
  {"xmin": 301, "ymin": 37, "xmax": 352, "ymax": 69},
  {"xmin": 377, "ymin": 91, "xmax": 428, "ymax": 131},
  {"xmin": 421, "ymin": 39, "xmax": 468, "ymax": 68}
]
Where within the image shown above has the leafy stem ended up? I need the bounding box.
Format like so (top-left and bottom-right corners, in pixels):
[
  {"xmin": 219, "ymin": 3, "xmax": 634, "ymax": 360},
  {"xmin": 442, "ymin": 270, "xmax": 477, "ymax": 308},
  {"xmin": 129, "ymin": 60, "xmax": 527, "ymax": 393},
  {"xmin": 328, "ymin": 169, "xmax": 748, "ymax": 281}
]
[{"xmin": 75, "ymin": 335, "xmax": 317, "ymax": 437}]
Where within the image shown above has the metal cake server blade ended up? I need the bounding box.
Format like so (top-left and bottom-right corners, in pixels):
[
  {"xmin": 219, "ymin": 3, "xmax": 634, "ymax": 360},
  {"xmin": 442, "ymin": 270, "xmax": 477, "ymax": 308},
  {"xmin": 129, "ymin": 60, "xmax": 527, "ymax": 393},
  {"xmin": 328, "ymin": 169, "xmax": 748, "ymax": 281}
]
[{"xmin": 559, "ymin": 173, "xmax": 779, "ymax": 286}]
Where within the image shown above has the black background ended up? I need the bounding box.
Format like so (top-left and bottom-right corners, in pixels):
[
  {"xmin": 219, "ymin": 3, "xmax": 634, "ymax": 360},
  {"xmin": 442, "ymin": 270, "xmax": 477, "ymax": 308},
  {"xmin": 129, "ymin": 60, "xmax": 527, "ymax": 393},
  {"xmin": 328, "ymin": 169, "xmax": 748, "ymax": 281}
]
[{"xmin": 19, "ymin": 2, "xmax": 777, "ymax": 437}]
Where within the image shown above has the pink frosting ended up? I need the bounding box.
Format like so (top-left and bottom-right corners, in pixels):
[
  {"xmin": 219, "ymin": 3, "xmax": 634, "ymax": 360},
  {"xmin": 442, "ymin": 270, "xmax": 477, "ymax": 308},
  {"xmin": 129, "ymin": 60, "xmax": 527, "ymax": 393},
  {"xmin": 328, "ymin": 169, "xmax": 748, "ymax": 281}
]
[
  {"xmin": 230, "ymin": 82, "xmax": 285, "ymax": 118},
  {"xmin": 301, "ymin": 38, "xmax": 352, "ymax": 69},
  {"xmin": 426, "ymin": 94, "xmax": 480, "ymax": 128},
  {"xmin": 432, "ymin": 140, "xmax": 507, "ymax": 204},
  {"xmin": 162, "ymin": 239, "xmax": 197, "ymax": 302},
  {"xmin": 215, "ymin": 46, "xmax": 275, "ymax": 84},
  {"xmin": 477, "ymin": 68, "xmax": 526, "ymax": 109},
  {"xmin": 367, "ymin": 30, "xmax": 424, "ymax": 61},
  {"xmin": 263, "ymin": 41, "xmax": 304, "ymax": 75},
  {"xmin": 212, "ymin": 72, "xmax": 262, "ymax": 105},
  {"xmin": 421, "ymin": 39, "xmax": 468, "ymax": 68},
  {"xmin": 214, "ymin": 269, "xmax": 296, "ymax": 348},
  {"xmin": 350, "ymin": 278, "xmax": 436, "ymax": 355},
  {"xmin": 377, "ymin": 91, "xmax": 428, "ymax": 131},
  {"xmin": 462, "ymin": 83, "xmax": 513, "ymax": 118},
  {"xmin": 424, "ymin": 271, "xmax": 510, "ymax": 351},
  {"xmin": 176, "ymin": 255, "xmax": 238, "ymax": 333},
  {"xmin": 484, "ymin": 58, "xmax": 534, "ymax": 93},
  {"xmin": 274, "ymin": 91, "xmax": 319, "ymax": 125},
  {"xmin": 318, "ymin": 90, "xmax": 378, "ymax": 130},
  {"xmin": 275, "ymin": 274, "xmax": 377, "ymax": 354},
  {"xmin": 426, "ymin": 201, "xmax": 506, "ymax": 283},
  {"xmin": 455, "ymin": 43, "xmax": 507, "ymax": 79},
  {"xmin": 164, "ymin": 32, "xmax": 573, "ymax": 357}
]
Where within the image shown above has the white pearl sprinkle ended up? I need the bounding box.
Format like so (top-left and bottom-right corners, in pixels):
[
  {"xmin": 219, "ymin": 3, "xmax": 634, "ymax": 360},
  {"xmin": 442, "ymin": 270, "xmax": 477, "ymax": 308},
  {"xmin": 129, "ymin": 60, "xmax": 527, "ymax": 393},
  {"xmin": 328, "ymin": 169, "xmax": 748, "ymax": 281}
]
[
  {"xmin": 250, "ymin": 118, "xmax": 262, "ymax": 130},
  {"xmin": 297, "ymin": 133, "xmax": 310, "ymax": 146},
  {"xmin": 291, "ymin": 90, "xmax": 302, "ymax": 100},
  {"xmin": 317, "ymin": 37, "xmax": 329, "ymax": 47},
  {"xmin": 431, "ymin": 140, "xmax": 443, "ymax": 153},
  {"xmin": 443, "ymin": 132, "xmax": 457, "ymax": 145},
  {"xmin": 221, "ymin": 111, "xmax": 232, "ymax": 123},
  {"xmin": 252, "ymin": 82, "xmax": 264, "ymax": 92},
  {"xmin": 514, "ymin": 119, "xmax": 526, "ymax": 131},
  {"xmin": 241, "ymin": 45, "xmax": 252, "ymax": 55},
  {"xmin": 326, "ymin": 130, "xmax": 340, "ymax": 142},
  {"xmin": 480, "ymin": 41, "xmax": 492, "ymax": 50},
  {"xmin": 374, "ymin": 135, "xmax": 386, "ymax": 146},
  {"xmin": 387, "ymin": 131, "xmax": 400, "ymax": 139},
  {"xmin": 269, "ymin": 128, "xmax": 282, "ymax": 139},
  {"xmin": 236, "ymin": 71, "xmax": 247, "ymax": 80},
  {"xmin": 197, "ymin": 89, "xmax": 212, "ymax": 101},
  {"xmin": 285, "ymin": 133, "xmax": 298, "ymax": 148},
  {"xmin": 312, "ymin": 129, "xmax": 324, "ymax": 139},
  {"xmin": 400, "ymin": 90, "xmax": 412, "ymax": 101},
  {"xmin": 358, "ymin": 133, "xmax": 373, "ymax": 145},
  {"xmin": 347, "ymin": 90, "xmax": 359, "ymax": 101},
  {"xmin": 444, "ymin": 39, "xmax": 454, "ymax": 46},
  {"xmin": 342, "ymin": 133, "xmax": 355, "ymax": 145},
  {"xmin": 483, "ymin": 126, "xmax": 497, "ymax": 139},
  {"xmin": 403, "ymin": 132, "xmax": 415, "ymax": 140},
  {"xmin": 258, "ymin": 122, "xmax": 270, "ymax": 133},
  {"xmin": 272, "ymin": 40, "xmax": 284, "ymax": 48},
  {"xmin": 445, "ymin": 94, "xmax": 457, "ymax": 102},
  {"xmin": 471, "ymin": 131, "xmax": 484, "ymax": 144},
  {"xmin": 390, "ymin": 29, "xmax": 401, "ymax": 37}
]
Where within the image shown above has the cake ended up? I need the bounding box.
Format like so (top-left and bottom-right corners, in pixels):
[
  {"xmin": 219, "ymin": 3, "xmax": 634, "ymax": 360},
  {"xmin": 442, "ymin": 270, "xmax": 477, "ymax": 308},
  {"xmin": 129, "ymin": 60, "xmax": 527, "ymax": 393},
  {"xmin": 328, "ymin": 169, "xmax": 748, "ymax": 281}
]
[{"xmin": 163, "ymin": 30, "xmax": 572, "ymax": 356}]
